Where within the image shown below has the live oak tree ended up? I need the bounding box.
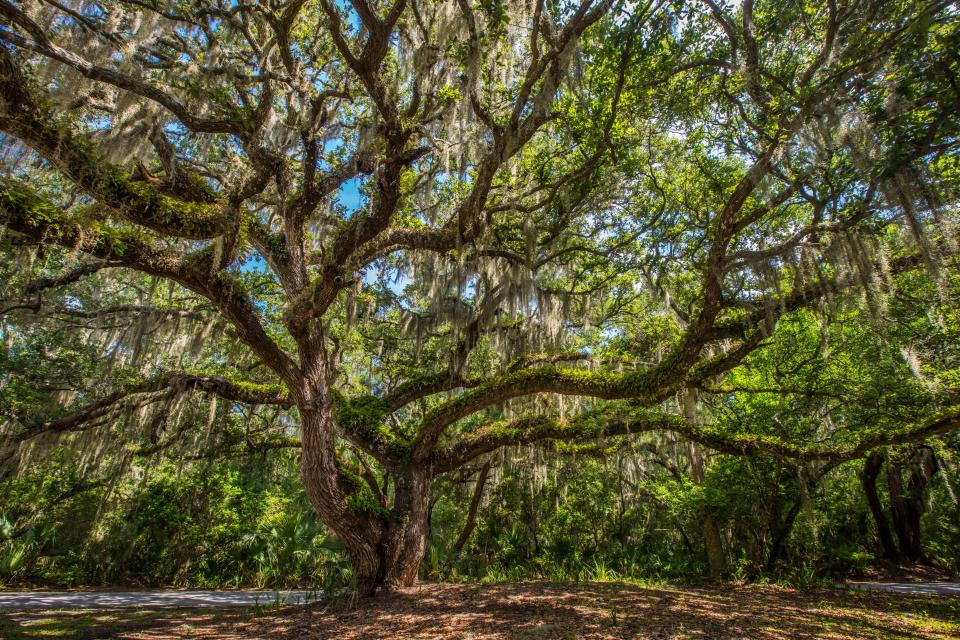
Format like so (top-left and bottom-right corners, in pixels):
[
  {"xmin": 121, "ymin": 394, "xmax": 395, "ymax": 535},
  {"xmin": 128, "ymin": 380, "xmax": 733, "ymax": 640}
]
[{"xmin": 1, "ymin": 0, "xmax": 958, "ymax": 594}]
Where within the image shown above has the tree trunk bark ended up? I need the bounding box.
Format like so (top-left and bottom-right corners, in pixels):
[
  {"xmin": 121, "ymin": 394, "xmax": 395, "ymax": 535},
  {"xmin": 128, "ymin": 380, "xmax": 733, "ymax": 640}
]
[
  {"xmin": 295, "ymin": 358, "xmax": 436, "ymax": 595},
  {"xmin": 381, "ymin": 469, "xmax": 432, "ymax": 589},
  {"xmin": 886, "ymin": 447, "xmax": 937, "ymax": 563},
  {"xmin": 299, "ymin": 404, "xmax": 384, "ymax": 595},
  {"xmin": 700, "ymin": 512, "xmax": 726, "ymax": 579},
  {"xmin": 887, "ymin": 459, "xmax": 922, "ymax": 561},
  {"xmin": 767, "ymin": 498, "xmax": 802, "ymax": 572},
  {"xmin": 861, "ymin": 452, "xmax": 900, "ymax": 561}
]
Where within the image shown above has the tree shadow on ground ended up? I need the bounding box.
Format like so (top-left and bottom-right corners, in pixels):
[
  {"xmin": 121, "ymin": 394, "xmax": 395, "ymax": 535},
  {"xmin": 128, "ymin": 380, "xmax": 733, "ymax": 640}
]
[
  {"xmin": 244, "ymin": 582, "xmax": 960, "ymax": 640},
  {"xmin": 1, "ymin": 582, "xmax": 957, "ymax": 639}
]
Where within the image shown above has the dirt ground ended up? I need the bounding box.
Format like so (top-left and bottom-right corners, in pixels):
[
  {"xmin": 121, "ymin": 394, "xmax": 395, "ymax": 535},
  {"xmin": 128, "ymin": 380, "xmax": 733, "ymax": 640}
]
[{"xmin": 1, "ymin": 581, "xmax": 958, "ymax": 639}]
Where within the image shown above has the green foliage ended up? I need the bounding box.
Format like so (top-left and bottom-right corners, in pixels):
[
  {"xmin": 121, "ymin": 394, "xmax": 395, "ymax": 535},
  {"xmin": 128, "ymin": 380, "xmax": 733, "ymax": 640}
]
[{"xmin": 0, "ymin": 453, "xmax": 349, "ymax": 589}]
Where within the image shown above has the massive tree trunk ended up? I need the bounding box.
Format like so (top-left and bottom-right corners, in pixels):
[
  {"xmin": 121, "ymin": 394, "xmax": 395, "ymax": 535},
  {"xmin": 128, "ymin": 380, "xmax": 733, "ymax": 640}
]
[
  {"xmin": 299, "ymin": 400, "xmax": 432, "ymax": 595},
  {"xmin": 861, "ymin": 452, "xmax": 901, "ymax": 561},
  {"xmin": 380, "ymin": 469, "xmax": 432, "ymax": 589},
  {"xmin": 299, "ymin": 404, "xmax": 380, "ymax": 594}
]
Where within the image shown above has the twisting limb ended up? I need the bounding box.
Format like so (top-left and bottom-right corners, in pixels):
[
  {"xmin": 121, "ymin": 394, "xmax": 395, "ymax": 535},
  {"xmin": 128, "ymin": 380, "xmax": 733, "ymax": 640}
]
[
  {"xmin": 411, "ymin": 330, "xmax": 764, "ymax": 461},
  {"xmin": 0, "ymin": 180, "xmax": 302, "ymax": 386},
  {"xmin": 21, "ymin": 260, "xmax": 122, "ymax": 295},
  {"xmin": 0, "ymin": 49, "xmax": 227, "ymax": 240},
  {"xmin": 432, "ymin": 402, "xmax": 960, "ymax": 474},
  {"xmin": 8, "ymin": 372, "xmax": 291, "ymax": 444}
]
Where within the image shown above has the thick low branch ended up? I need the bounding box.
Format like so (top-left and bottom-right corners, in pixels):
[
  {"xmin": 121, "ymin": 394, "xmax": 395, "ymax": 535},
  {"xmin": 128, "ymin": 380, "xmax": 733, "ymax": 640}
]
[
  {"xmin": 432, "ymin": 409, "xmax": 689, "ymax": 472},
  {"xmin": 384, "ymin": 372, "xmax": 481, "ymax": 413},
  {"xmin": 412, "ymin": 334, "xmax": 762, "ymax": 461},
  {"xmin": 506, "ymin": 352, "xmax": 655, "ymax": 373},
  {"xmin": 8, "ymin": 372, "xmax": 290, "ymax": 444},
  {"xmin": 0, "ymin": 181, "xmax": 303, "ymax": 386},
  {"xmin": 432, "ymin": 403, "xmax": 960, "ymax": 474}
]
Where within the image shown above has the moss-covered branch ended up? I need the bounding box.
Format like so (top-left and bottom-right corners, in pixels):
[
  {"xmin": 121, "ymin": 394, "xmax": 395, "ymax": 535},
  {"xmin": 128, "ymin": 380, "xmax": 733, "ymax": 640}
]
[
  {"xmin": 0, "ymin": 48, "xmax": 226, "ymax": 240},
  {"xmin": 1, "ymin": 179, "xmax": 201, "ymax": 277},
  {"xmin": 9, "ymin": 372, "xmax": 291, "ymax": 444},
  {"xmin": 432, "ymin": 403, "xmax": 960, "ymax": 474},
  {"xmin": 336, "ymin": 462, "xmax": 389, "ymax": 520},
  {"xmin": 410, "ymin": 336, "xmax": 763, "ymax": 461},
  {"xmin": 505, "ymin": 352, "xmax": 654, "ymax": 373},
  {"xmin": 332, "ymin": 392, "xmax": 412, "ymax": 462},
  {"xmin": 1, "ymin": 180, "xmax": 302, "ymax": 385},
  {"xmin": 383, "ymin": 372, "xmax": 481, "ymax": 412},
  {"xmin": 331, "ymin": 374, "xmax": 481, "ymax": 463}
]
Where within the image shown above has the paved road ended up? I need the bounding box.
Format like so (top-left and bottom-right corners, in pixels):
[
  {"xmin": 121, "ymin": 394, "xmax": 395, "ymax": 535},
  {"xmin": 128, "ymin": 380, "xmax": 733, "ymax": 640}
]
[
  {"xmin": 0, "ymin": 589, "xmax": 319, "ymax": 609},
  {"xmin": 844, "ymin": 582, "xmax": 959, "ymax": 596}
]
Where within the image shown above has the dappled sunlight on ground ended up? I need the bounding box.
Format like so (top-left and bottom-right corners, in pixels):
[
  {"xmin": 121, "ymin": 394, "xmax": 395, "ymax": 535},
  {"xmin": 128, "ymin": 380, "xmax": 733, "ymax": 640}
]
[{"xmin": 1, "ymin": 582, "xmax": 957, "ymax": 639}]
